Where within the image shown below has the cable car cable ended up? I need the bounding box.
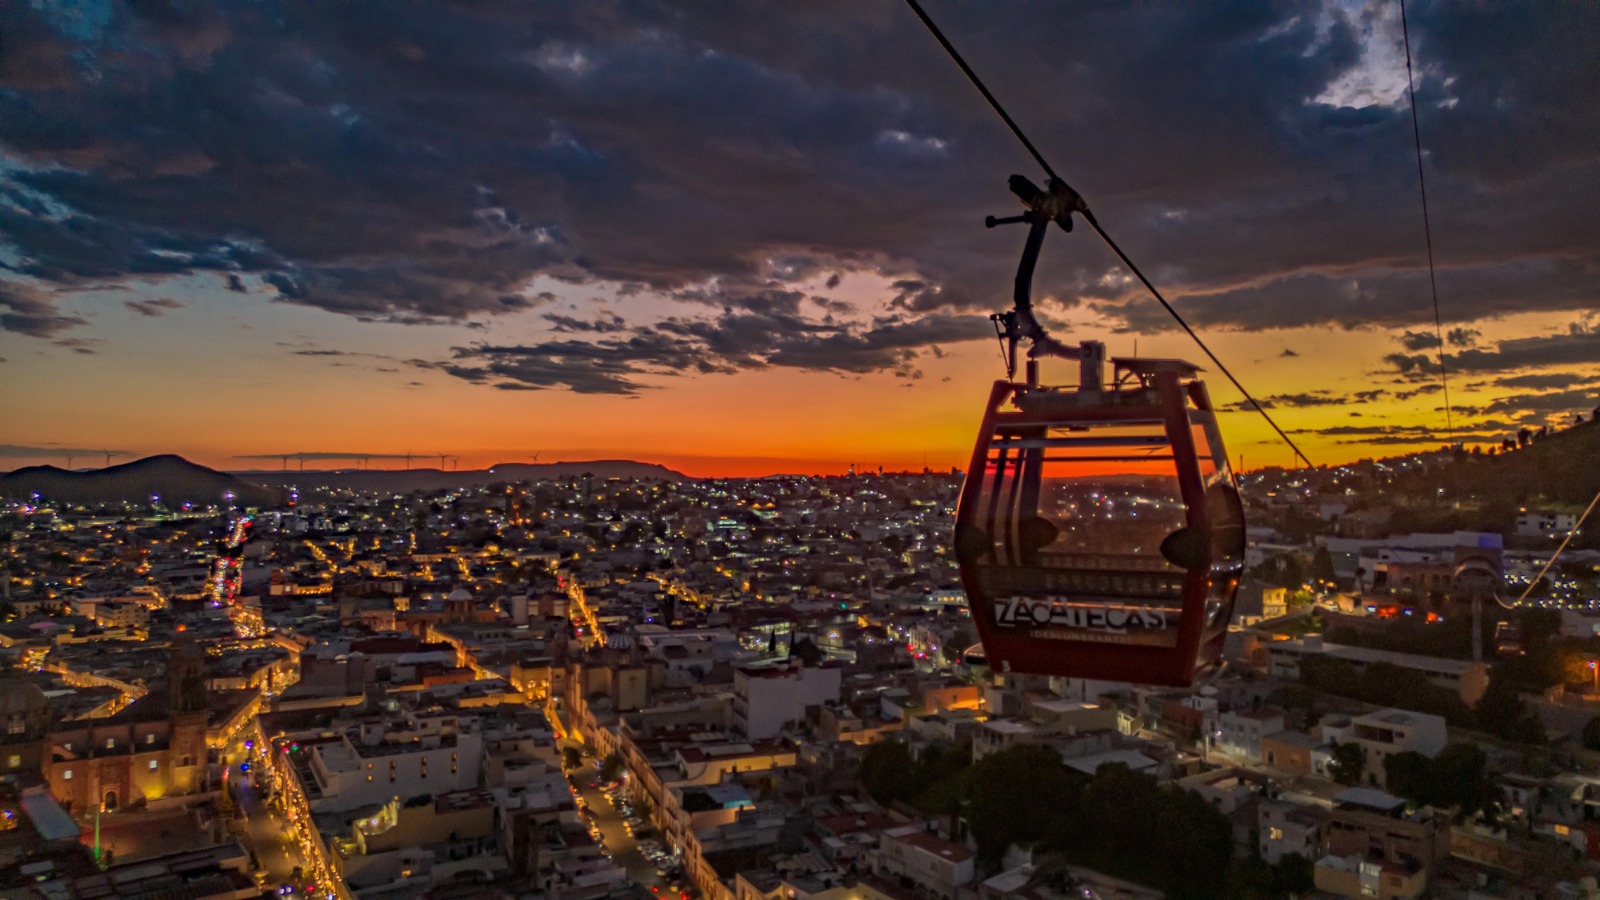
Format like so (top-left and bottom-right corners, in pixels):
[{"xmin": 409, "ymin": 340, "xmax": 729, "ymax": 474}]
[
  {"xmin": 1399, "ymin": 0, "xmax": 1455, "ymax": 443},
  {"xmin": 1510, "ymin": 483, "xmax": 1600, "ymax": 607},
  {"xmin": 901, "ymin": 0, "xmax": 1313, "ymax": 469}
]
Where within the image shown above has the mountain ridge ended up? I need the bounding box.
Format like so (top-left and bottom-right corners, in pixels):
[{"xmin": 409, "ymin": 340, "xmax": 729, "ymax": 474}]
[
  {"xmin": 0, "ymin": 455, "xmax": 283, "ymax": 506},
  {"xmin": 237, "ymin": 458, "xmax": 689, "ymax": 492}
]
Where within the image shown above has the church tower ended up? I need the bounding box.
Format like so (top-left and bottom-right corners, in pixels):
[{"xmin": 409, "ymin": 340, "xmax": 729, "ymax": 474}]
[
  {"xmin": 167, "ymin": 639, "xmax": 210, "ymax": 794},
  {"xmin": 170, "ymin": 638, "xmax": 209, "ymax": 714}
]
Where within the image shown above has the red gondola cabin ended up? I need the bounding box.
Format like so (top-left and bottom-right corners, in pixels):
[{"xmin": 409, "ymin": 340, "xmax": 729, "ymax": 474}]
[{"xmin": 955, "ymin": 355, "xmax": 1245, "ymax": 686}]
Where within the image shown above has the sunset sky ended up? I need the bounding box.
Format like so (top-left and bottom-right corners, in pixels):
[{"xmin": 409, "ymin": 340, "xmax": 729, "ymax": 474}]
[{"xmin": 2, "ymin": 2, "xmax": 1597, "ymax": 478}]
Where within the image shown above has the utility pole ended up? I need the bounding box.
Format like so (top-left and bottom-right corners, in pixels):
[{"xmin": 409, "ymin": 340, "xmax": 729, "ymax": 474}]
[{"xmin": 1454, "ymin": 559, "xmax": 1500, "ymax": 665}]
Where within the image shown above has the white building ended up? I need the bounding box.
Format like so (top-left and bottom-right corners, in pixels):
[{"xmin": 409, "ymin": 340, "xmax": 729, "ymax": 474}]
[
  {"xmin": 877, "ymin": 824, "xmax": 974, "ymax": 898},
  {"xmin": 1214, "ymin": 707, "xmax": 1286, "ymax": 762},
  {"xmin": 305, "ymin": 711, "xmax": 484, "ymax": 812},
  {"xmin": 732, "ymin": 664, "xmax": 842, "ymax": 740},
  {"xmin": 1517, "ymin": 511, "xmax": 1577, "ymax": 539},
  {"xmin": 1348, "ymin": 708, "xmax": 1447, "ymax": 789},
  {"xmin": 1258, "ymin": 799, "xmax": 1325, "ymax": 864}
]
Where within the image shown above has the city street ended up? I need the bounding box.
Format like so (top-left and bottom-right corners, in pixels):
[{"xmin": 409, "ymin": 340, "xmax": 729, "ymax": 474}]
[
  {"xmin": 224, "ymin": 737, "xmax": 307, "ymax": 888},
  {"xmin": 237, "ymin": 774, "xmax": 303, "ymax": 885},
  {"xmin": 572, "ymin": 776, "xmax": 674, "ymax": 895}
]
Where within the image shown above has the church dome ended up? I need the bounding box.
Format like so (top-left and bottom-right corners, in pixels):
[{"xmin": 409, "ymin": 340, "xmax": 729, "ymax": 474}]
[
  {"xmin": 0, "ymin": 675, "xmax": 49, "ymax": 740},
  {"xmin": 448, "ymin": 586, "xmax": 474, "ymax": 603},
  {"xmin": 0, "ymin": 677, "xmax": 47, "ymax": 717}
]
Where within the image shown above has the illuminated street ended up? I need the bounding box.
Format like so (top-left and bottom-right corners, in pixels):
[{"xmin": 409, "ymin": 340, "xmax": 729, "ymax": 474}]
[
  {"xmin": 573, "ymin": 777, "xmax": 675, "ymax": 895},
  {"xmin": 226, "ymin": 737, "xmax": 308, "ymax": 889}
]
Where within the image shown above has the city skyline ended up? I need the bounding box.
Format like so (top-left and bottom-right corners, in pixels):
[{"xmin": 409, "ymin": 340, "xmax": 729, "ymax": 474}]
[{"xmin": 3, "ymin": 2, "xmax": 1598, "ymax": 476}]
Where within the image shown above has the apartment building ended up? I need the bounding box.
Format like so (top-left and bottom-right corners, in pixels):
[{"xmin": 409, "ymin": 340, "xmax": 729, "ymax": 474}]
[
  {"xmin": 1266, "ymin": 636, "xmax": 1490, "ymax": 704},
  {"xmin": 876, "ymin": 824, "xmax": 975, "ymax": 899},
  {"xmin": 1348, "ymin": 709, "xmax": 1447, "ymax": 788},
  {"xmin": 733, "ymin": 663, "xmax": 843, "ymax": 740},
  {"xmin": 1259, "ymin": 799, "xmax": 1325, "ymax": 863},
  {"xmin": 1315, "ymin": 787, "xmax": 1449, "ymax": 899},
  {"xmin": 303, "ymin": 711, "xmax": 484, "ymax": 813}
]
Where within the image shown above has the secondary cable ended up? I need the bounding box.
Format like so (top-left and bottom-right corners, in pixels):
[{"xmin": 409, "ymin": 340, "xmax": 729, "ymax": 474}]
[
  {"xmin": 1511, "ymin": 484, "xmax": 1600, "ymax": 607},
  {"xmin": 1399, "ymin": 0, "xmax": 1456, "ymax": 445},
  {"xmin": 902, "ymin": 0, "xmax": 1313, "ymax": 468}
]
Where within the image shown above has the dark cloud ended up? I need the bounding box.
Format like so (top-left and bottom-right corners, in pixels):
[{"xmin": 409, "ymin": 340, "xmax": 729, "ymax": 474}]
[
  {"xmin": 1447, "ymin": 327, "xmax": 1480, "ymax": 346},
  {"xmin": 1301, "ymin": 421, "xmax": 1514, "ymax": 446},
  {"xmin": 234, "ymin": 452, "xmax": 414, "ymax": 461},
  {"xmin": 1399, "ymin": 330, "xmax": 1442, "ymax": 351},
  {"xmin": 1393, "ymin": 384, "xmax": 1442, "ymax": 400},
  {"xmin": 0, "ymin": 444, "xmax": 132, "ymax": 458},
  {"xmin": 1481, "ymin": 388, "xmax": 1600, "ymax": 417},
  {"xmin": 0, "ymin": 0, "xmax": 1594, "ymax": 379},
  {"xmin": 1385, "ymin": 320, "xmax": 1600, "ymax": 379},
  {"xmin": 1228, "ymin": 390, "xmax": 1343, "ymax": 411},
  {"xmin": 0, "ymin": 281, "xmax": 86, "ymax": 337},
  {"xmin": 544, "ymin": 312, "xmax": 628, "ymax": 333},
  {"xmin": 437, "ymin": 305, "xmax": 989, "ymax": 394},
  {"xmin": 123, "ymin": 297, "xmax": 183, "ymax": 316},
  {"xmin": 53, "ymin": 337, "xmax": 99, "ymax": 354},
  {"xmin": 1481, "ymin": 372, "xmax": 1598, "ymax": 391}
]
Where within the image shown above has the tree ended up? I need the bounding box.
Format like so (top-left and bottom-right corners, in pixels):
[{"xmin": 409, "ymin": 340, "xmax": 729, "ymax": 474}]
[
  {"xmin": 1329, "ymin": 741, "xmax": 1365, "ymax": 786},
  {"xmin": 944, "ymin": 626, "xmax": 975, "ymax": 664},
  {"xmin": 1581, "ymin": 716, "xmax": 1600, "ymax": 752},
  {"xmin": 599, "ymin": 753, "xmax": 625, "ymax": 782},
  {"xmin": 791, "ymin": 636, "xmax": 822, "ymax": 667},
  {"xmin": 1275, "ymin": 555, "xmax": 1306, "ymax": 590},
  {"xmin": 860, "ymin": 740, "xmax": 918, "ymax": 806},
  {"xmin": 1432, "ymin": 743, "xmax": 1495, "ymax": 817},
  {"xmin": 1381, "ymin": 751, "xmax": 1434, "ymax": 804},
  {"xmin": 1224, "ymin": 856, "xmax": 1276, "ymax": 900},
  {"xmin": 964, "ymin": 745, "xmax": 1077, "ymax": 874},
  {"xmin": 1310, "ymin": 547, "xmax": 1336, "ymax": 585},
  {"xmin": 562, "ymin": 747, "xmax": 582, "ymax": 771},
  {"xmin": 1475, "ymin": 678, "xmax": 1546, "ymax": 744},
  {"xmin": 1272, "ymin": 853, "xmax": 1315, "ymax": 896}
]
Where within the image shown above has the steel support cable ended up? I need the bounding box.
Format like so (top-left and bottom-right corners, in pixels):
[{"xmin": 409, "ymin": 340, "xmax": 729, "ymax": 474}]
[
  {"xmin": 902, "ymin": 0, "xmax": 1312, "ymax": 468},
  {"xmin": 1399, "ymin": 0, "xmax": 1455, "ymax": 443},
  {"xmin": 1511, "ymin": 484, "xmax": 1600, "ymax": 607}
]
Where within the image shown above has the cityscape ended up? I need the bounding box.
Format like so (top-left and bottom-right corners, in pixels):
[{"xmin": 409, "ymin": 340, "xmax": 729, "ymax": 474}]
[
  {"xmin": 2, "ymin": 439, "xmax": 1599, "ymax": 899},
  {"xmin": 3, "ymin": 3, "xmax": 1600, "ymax": 900}
]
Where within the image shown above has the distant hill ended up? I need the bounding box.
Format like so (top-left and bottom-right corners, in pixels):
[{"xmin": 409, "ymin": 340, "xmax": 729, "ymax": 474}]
[
  {"xmin": 241, "ymin": 459, "xmax": 688, "ymax": 493},
  {"xmin": 1374, "ymin": 418, "xmax": 1600, "ymax": 509},
  {"xmin": 1462, "ymin": 417, "xmax": 1600, "ymax": 507},
  {"xmin": 0, "ymin": 455, "xmax": 283, "ymax": 507}
]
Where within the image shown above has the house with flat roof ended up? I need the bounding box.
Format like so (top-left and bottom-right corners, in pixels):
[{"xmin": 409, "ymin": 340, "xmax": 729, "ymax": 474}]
[
  {"xmin": 1348, "ymin": 708, "xmax": 1447, "ymax": 789},
  {"xmin": 877, "ymin": 824, "xmax": 974, "ymax": 898},
  {"xmin": 1266, "ymin": 635, "xmax": 1489, "ymax": 704}
]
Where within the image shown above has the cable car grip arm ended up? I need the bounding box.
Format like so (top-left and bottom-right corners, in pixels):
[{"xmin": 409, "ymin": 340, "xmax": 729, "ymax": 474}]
[{"xmin": 994, "ymin": 175, "xmax": 1090, "ymax": 366}]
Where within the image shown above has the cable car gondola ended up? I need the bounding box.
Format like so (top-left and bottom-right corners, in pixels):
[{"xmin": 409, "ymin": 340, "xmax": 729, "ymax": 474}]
[{"xmin": 954, "ymin": 176, "xmax": 1245, "ymax": 686}]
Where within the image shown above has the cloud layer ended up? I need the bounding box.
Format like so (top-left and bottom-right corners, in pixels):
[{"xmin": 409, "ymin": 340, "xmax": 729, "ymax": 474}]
[{"xmin": 1, "ymin": 0, "xmax": 1596, "ymax": 400}]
